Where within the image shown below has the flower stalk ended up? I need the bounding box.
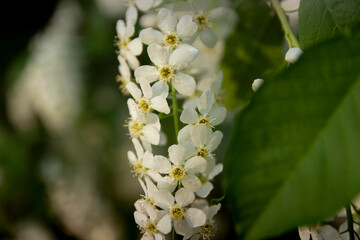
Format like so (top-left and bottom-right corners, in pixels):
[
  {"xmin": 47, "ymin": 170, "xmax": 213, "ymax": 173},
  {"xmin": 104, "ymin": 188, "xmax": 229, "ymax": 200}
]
[{"xmin": 270, "ymin": 0, "xmax": 301, "ymax": 48}]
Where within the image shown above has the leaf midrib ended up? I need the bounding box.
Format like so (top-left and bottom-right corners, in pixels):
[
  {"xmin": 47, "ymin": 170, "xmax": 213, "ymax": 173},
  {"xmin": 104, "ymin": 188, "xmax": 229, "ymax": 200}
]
[{"xmin": 246, "ymin": 73, "xmax": 360, "ymax": 239}]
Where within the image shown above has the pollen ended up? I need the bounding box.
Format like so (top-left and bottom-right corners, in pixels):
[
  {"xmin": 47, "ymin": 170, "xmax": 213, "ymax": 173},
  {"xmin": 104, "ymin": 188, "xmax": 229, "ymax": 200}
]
[
  {"xmin": 164, "ymin": 33, "xmax": 179, "ymax": 47},
  {"xmin": 138, "ymin": 98, "xmax": 150, "ymax": 113},
  {"xmin": 159, "ymin": 67, "xmax": 173, "ymax": 82},
  {"xmin": 145, "ymin": 221, "xmax": 158, "ymax": 233},
  {"xmin": 197, "ymin": 148, "xmax": 209, "ymax": 158},
  {"xmin": 129, "ymin": 120, "xmax": 144, "ymax": 138},
  {"xmin": 130, "ymin": 161, "xmax": 147, "ymax": 177},
  {"xmin": 170, "ymin": 166, "xmax": 185, "ymax": 180},
  {"xmin": 170, "ymin": 204, "xmax": 185, "ymax": 219},
  {"xmin": 115, "ymin": 74, "xmax": 129, "ymax": 95},
  {"xmin": 201, "ymin": 223, "xmax": 214, "ymax": 240},
  {"xmin": 196, "ymin": 14, "xmax": 208, "ymax": 30}
]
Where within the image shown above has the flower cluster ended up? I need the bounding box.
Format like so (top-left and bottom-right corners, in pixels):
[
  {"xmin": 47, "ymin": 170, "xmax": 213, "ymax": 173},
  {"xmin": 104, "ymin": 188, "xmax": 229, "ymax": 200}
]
[{"xmin": 114, "ymin": 1, "xmax": 236, "ymax": 239}]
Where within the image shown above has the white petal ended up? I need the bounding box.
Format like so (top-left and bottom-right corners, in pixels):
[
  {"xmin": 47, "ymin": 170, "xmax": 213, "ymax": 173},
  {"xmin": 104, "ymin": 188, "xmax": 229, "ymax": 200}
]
[
  {"xmin": 157, "ymin": 215, "xmax": 172, "ymax": 234},
  {"xmin": 298, "ymin": 228, "xmax": 310, "ymax": 240},
  {"xmin": 123, "ymin": 51, "xmax": 140, "ymax": 70},
  {"xmin": 126, "ymin": 6, "xmax": 138, "ymax": 26},
  {"xmin": 196, "ymin": 182, "xmax": 213, "ymax": 198},
  {"xmin": 318, "ymin": 225, "xmax": 341, "ymax": 239},
  {"xmin": 181, "ymin": 175, "xmax": 202, "ymax": 191},
  {"xmin": 135, "ymin": 65, "xmax": 158, "ymax": 83},
  {"xmin": 173, "ymin": 220, "xmax": 192, "ymax": 237},
  {"xmin": 126, "ymin": 82, "xmax": 142, "ymax": 100},
  {"xmin": 116, "ymin": 19, "xmax": 126, "ymax": 38},
  {"xmin": 209, "ymin": 163, "xmax": 223, "ymax": 179},
  {"xmin": 172, "ymin": 72, "xmax": 196, "ymax": 96},
  {"xmin": 139, "ymin": 78, "xmax": 153, "ymax": 99},
  {"xmin": 127, "ymin": 151, "xmax": 137, "ymax": 164},
  {"xmin": 185, "ymin": 208, "xmax": 206, "ymax": 227},
  {"xmin": 168, "ymin": 144, "xmax": 185, "ymax": 166},
  {"xmin": 136, "ymin": 0, "xmax": 154, "ymax": 11},
  {"xmin": 142, "ymin": 151, "xmax": 154, "ymax": 168},
  {"xmin": 175, "ymin": 188, "xmax": 195, "ymax": 207},
  {"xmin": 199, "ymin": 28, "xmax": 218, "ymax": 48},
  {"xmin": 191, "ymin": 124, "xmax": 210, "ymax": 147},
  {"xmin": 177, "ymin": 44, "xmax": 198, "ymax": 60},
  {"xmin": 208, "ymin": 130, "xmax": 223, "ymax": 151},
  {"xmin": 208, "ymin": 7, "xmax": 233, "ymax": 23},
  {"xmin": 185, "ymin": 156, "xmax": 207, "ymax": 173},
  {"xmin": 180, "ymin": 141, "xmax": 197, "ymax": 159},
  {"xmin": 126, "ymin": 24, "xmax": 135, "ymax": 38},
  {"xmin": 177, "ymin": 124, "xmax": 194, "ymax": 144},
  {"xmin": 139, "ymin": 28, "xmax": 162, "ymax": 45},
  {"xmin": 142, "ymin": 126, "xmax": 160, "ymax": 145},
  {"xmin": 152, "ymin": 81, "xmax": 169, "ymax": 98},
  {"xmin": 128, "ymin": 38, "xmax": 143, "ymax": 56},
  {"xmin": 157, "ymin": 8, "xmax": 177, "ymax": 32},
  {"xmin": 134, "ymin": 211, "xmax": 147, "ymax": 227},
  {"xmin": 180, "ymin": 106, "xmax": 198, "ymax": 124},
  {"xmin": 210, "ymin": 106, "xmax": 226, "ymax": 126},
  {"xmin": 148, "ymin": 43, "xmax": 168, "ymax": 66},
  {"xmin": 154, "ymin": 189, "xmax": 174, "ymax": 210},
  {"xmin": 154, "ymin": 234, "xmax": 163, "ymax": 240},
  {"xmin": 169, "ymin": 47, "xmax": 195, "ymax": 70},
  {"xmin": 132, "ymin": 138, "xmax": 144, "ymax": 159},
  {"xmin": 197, "ymin": 91, "xmax": 214, "ymax": 115},
  {"xmin": 127, "ymin": 98, "xmax": 138, "ymax": 119},
  {"xmin": 150, "ymin": 96, "xmax": 170, "ymax": 114},
  {"xmin": 146, "ymin": 113, "xmax": 160, "ymax": 130},
  {"xmin": 207, "ymin": 203, "xmax": 221, "ymax": 220},
  {"xmin": 177, "ymin": 15, "xmax": 198, "ymax": 37},
  {"xmin": 147, "ymin": 155, "xmax": 171, "ymax": 173},
  {"xmin": 192, "ymin": 0, "xmax": 210, "ymax": 10}
]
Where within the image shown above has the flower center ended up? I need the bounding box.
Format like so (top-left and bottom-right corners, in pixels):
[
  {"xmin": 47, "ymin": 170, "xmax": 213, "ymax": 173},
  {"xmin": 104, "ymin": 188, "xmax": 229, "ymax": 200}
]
[
  {"xmin": 197, "ymin": 115, "xmax": 212, "ymax": 127},
  {"xmin": 197, "ymin": 148, "xmax": 208, "ymax": 158},
  {"xmin": 196, "ymin": 14, "xmax": 208, "ymax": 29},
  {"xmin": 130, "ymin": 161, "xmax": 147, "ymax": 177},
  {"xmin": 159, "ymin": 67, "xmax": 173, "ymax": 82},
  {"xmin": 170, "ymin": 204, "xmax": 185, "ymax": 219},
  {"xmin": 164, "ymin": 33, "xmax": 179, "ymax": 47},
  {"xmin": 129, "ymin": 120, "xmax": 144, "ymax": 138},
  {"xmin": 138, "ymin": 98, "xmax": 150, "ymax": 113},
  {"xmin": 145, "ymin": 221, "xmax": 158, "ymax": 233},
  {"xmin": 170, "ymin": 166, "xmax": 185, "ymax": 180},
  {"xmin": 201, "ymin": 223, "xmax": 214, "ymax": 238}
]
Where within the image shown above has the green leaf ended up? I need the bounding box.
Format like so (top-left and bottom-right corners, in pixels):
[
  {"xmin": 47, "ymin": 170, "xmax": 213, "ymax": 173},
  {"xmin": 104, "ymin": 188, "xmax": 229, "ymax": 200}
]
[
  {"xmin": 298, "ymin": 0, "xmax": 360, "ymax": 49},
  {"xmin": 224, "ymin": 29, "xmax": 360, "ymax": 240},
  {"xmin": 221, "ymin": 0, "xmax": 283, "ymax": 109}
]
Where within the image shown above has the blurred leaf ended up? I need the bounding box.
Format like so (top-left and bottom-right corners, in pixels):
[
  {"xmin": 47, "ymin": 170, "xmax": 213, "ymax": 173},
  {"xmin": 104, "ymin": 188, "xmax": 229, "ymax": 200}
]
[
  {"xmin": 225, "ymin": 28, "xmax": 360, "ymax": 239},
  {"xmin": 221, "ymin": 0, "xmax": 283, "ymax": 109},
  {"xmin": 298, "ymin": 0, "xmax": 360, "ymax": 49}
]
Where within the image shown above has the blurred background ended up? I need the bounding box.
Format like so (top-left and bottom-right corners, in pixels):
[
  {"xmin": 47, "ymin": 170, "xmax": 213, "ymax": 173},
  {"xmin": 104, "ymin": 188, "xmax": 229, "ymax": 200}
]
[{"xmin": 0, "ymin": 0, "xmax": 300, "ymax": 239}]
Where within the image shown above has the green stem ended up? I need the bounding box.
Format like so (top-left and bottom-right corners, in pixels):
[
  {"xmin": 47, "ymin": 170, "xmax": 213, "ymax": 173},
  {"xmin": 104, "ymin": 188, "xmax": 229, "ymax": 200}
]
[
  {"xmin": 270, "ymin": 0, "xmax": 301, "ymax": 48},
  {"xmin": 346, "ymin": 204, "xmax": 356, "ymax": 240},
  {"xmin": 171, "ymin": 84, "xmax": 180, "ymax": 140}
]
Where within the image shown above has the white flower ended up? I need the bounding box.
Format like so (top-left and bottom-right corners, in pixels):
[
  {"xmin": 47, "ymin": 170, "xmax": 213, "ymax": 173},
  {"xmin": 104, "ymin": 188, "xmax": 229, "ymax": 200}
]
[
  {"xmin": 298, "ymin": 225, "xmax": 341, "ymax": 240},
  {"xmin": 196, "ymin": 163, "xmax": 223, "ymax": 198},
  {"xmin": 188, "ymin": 200, "xmax": 221, "ymax": 240},
  {"xmin": 135, "ymin": 43, "xmax": 197, "ymax": 96},
  {"xmin": 116, "ymin": 55, "xmax": 131, "ymax": 95},
  {"xmin": 154, "ymin": 188, "xmax": 207, "ymax": 236},
  {"xmin": 127, "ymin": 98, "xmax": 161, "ymax": 145},
  {"xmin": 177, "ymin": 0, "xmax": 237, "ymax": 48},
  {"xmin": 115, "ymin": 7, "xmax": 143, "ymax": 70},
  {"xmin": 285, "ymin": 47, "xmax": 303, "ymax": 63},
  {"xmin": 140, "ymin": 8, "xmax": 198, "ymax": 50},
  {"xmin": 180, "ymin": 90, "xmax": 226, "ymax": 128},
  {"xmin": 126, "ymin": 0, "xmax": 161, "ymax": 12},
  {"xmin": 134, "ymin": 201, "xmax": 172, "ymax": 240},
  {"xmin": 155, "ymin": 144, "xmax": 207, "ymax": 192},
  {"xmin": 252, "ymin": 78, "xmax": 264, "ymax": 92},
  {"xmin": 127, "ymin": 78, "xmax": 170, "ymax": 114}
]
